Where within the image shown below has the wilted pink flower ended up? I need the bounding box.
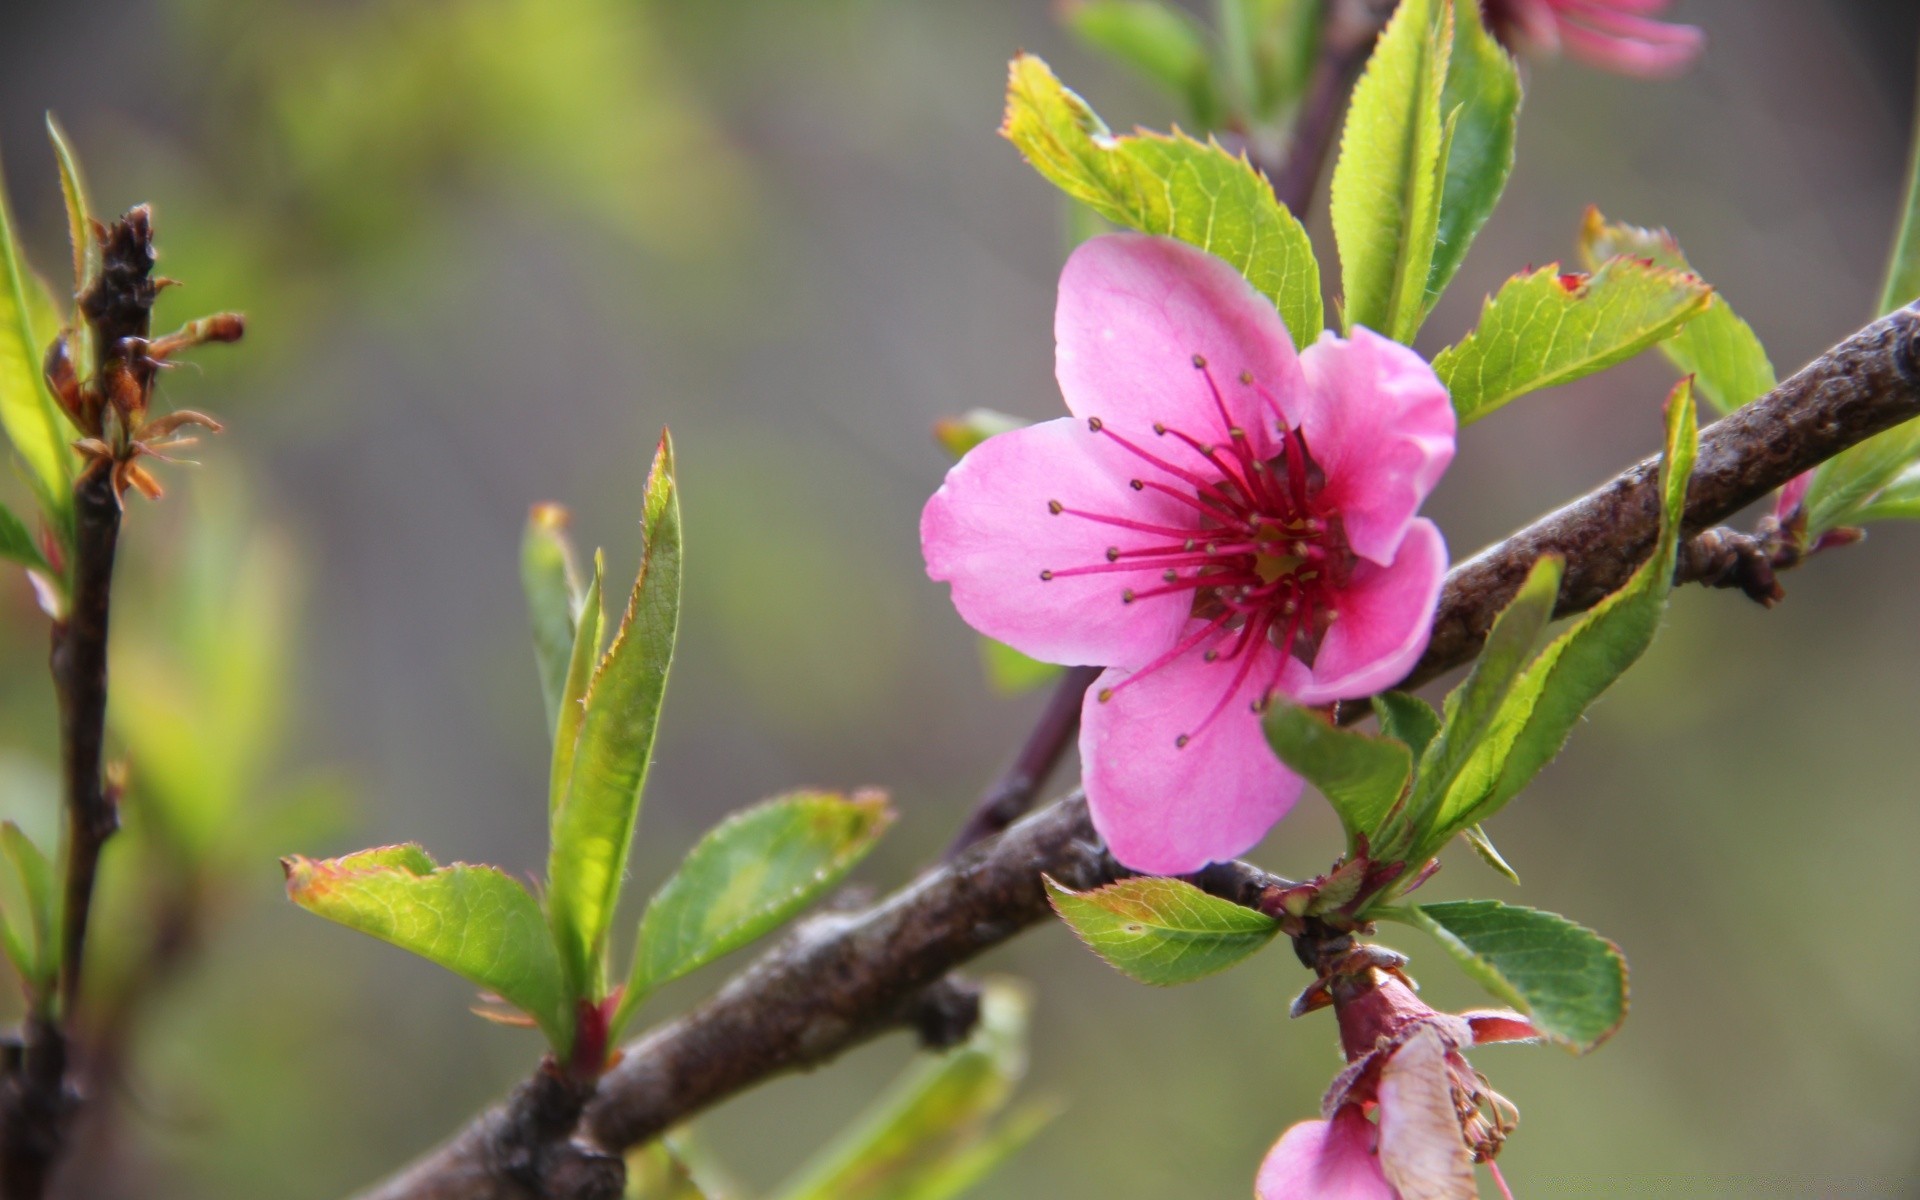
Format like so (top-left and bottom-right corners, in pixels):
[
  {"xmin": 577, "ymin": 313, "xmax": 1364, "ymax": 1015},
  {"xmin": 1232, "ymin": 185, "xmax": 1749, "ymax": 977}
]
[
  {"xmin": 1482, "ymin": 0, "xmax": 1704, "ymax": 77},
  {"xmin": 1259, "ymin": 957, "xmax": 1537, "ymax": 1200},
  {"xmin": 921, "ymin": 234, "xmax": 1453, "ymax": 874}
]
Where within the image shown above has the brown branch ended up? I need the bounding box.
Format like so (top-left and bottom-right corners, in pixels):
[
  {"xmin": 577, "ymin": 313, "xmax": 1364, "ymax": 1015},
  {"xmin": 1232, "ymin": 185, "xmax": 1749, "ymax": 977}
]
[
  {"xmin": 945, "ymin": 664, "xmax": 1100, "ymax": 857},
  {"xmin": 349, "ymin": 303, "xmax": 1920, "ymax": 1200}
]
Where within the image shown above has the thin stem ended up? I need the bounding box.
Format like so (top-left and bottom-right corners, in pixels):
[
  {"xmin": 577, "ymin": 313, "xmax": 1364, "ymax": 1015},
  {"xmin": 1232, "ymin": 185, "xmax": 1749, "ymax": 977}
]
[{"xmin": 944, "ymin": 665, "xmax": 1101, "ymax": 858}]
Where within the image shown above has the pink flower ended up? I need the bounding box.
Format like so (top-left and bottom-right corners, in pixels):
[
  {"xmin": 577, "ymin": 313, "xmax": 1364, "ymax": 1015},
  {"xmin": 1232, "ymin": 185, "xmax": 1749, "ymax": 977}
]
[
  {"xmin": 1260, "ymin": 956, "xmax": 1537, "ymax": 1200},
  {"xmin": 1481, "ymin": 0, "xmax": 1704, "ymax": 78},
  {"xmin": 921, "ymin": 234, "xmax": 1453, "ymax": 874}
]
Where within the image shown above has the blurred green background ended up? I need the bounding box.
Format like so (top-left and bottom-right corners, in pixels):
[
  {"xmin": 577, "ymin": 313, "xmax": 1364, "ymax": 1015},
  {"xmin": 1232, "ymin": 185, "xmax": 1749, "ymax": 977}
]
[{"xmin": 1, "ymin": 0, "xmax": 1917, "ymax": 1195}]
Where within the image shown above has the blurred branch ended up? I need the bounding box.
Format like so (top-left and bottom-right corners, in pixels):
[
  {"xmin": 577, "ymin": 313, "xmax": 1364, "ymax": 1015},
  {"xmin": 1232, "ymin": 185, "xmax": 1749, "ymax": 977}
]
[
  {"xmin": 351, "ymin": 303, "xmax": 1920, "ymax": 1200},
  {"xmin": 944, "ymin": 665, "xmax": 1100, "ymax": 858}
]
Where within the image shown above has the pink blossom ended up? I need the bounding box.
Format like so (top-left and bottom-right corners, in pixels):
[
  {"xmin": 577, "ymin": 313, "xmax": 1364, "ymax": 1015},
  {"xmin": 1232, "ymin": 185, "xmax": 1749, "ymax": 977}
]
[
  {"xmin": 921, "ymin": 234, "xmax": 1453, "ymax": 874},
  {"xmin": 1259, "ymin": 959, "xmax": 1537, "ymax": 1200},
  {"xmin": 1481, "ymin": 0, "xmax": 1704, "ymax": 78}
]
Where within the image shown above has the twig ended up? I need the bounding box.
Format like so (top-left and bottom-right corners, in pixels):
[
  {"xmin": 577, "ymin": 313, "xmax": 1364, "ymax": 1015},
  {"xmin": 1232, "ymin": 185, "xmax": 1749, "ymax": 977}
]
[
  {"xmin": 1260, "ymin": 0, "xmax": 1395, "ymax": 215},
  {"xmin": 945, "ymin": 665, "xmax": 1100, "ymax": 858},
  {"xmin": 347, "ymin": 303, "xmax": 1920, "ymax": 1200}
]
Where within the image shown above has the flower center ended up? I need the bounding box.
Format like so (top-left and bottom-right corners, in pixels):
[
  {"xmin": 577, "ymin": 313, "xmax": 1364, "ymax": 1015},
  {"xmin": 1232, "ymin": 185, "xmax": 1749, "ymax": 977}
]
[{"xmin": 1038, "ymin": 353, "xmax": 1353, "ymax": 745}]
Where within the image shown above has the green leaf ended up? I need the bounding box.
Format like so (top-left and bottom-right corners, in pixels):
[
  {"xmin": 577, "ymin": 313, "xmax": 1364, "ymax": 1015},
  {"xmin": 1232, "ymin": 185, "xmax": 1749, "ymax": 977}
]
[
  {"xmin": 1263, "ymin": 703, "xmax": 1411, "ymax": 843},
  {"xmin": 0, "ymin": 822, "xmax": 58, "ymax": 997},
  {"xmin": 978, "ymin": 637, "xmax": 1064, "ymax": 696},
  {"xmin": 1435, "ymin": 259, "xmax": 1712, "ymax": 423},
  {"xmin": 45, "ymin": 116, "xmax": 98, "ymax": 308},
  {"xmin": 619, "ymin": 791, "xmax": 893, "ymax": 1029},
  {"xmin": 1372, "ymin": 691, "xmax": 1441, "ymax": 760},
  {"xmin": 1063, "ymin": 0, "xmax": 1220, "ymax": 126},
  {"xmin": 934, "ymin": 408, "xmax": 1029, "ymax": 462},
  {"xmin": 1046, "ymin": 875, "xmax": 1278, "ymax": 986},
  {"xmin": 1806, "ymin": 417, "xmax": 1920, "ymax": 538},
  {"xmin": 283, "ymin": 844, "xmax": 573, "ymax": 1049},
  {"xmin": 1330, "ymin": 0, "xmax": 1450, "ymax": 343},
  {"xmin": 1848, "ymin": 463, "xmax": 1920, "ymax": 523},
  {"xmin": 521, "ymin": 502, "xmax": 586, "ymax": 734},
  {"xmin": 548, "ymin": 431, "xmax": 682, "ymax": 998},
  {"xmin": 549, "ymin": 556, "xmax": 604, "ymax": 815},
  {"xmin": 1001, "ymin": 54, "xmax": 1323, "ymax": 344},
  {"xmin": 770, "ymin": 980, "xmax": 1053, "ymax": 1200},
  {"xmin": 1879, "ymin": 75, "xmax": 1920, "ymax": 315},
  {"xmin": 1426, "ymin": 381, "xmax": 1696, "ymax": 845},
  {"xmin": 1402, "ymin": 900, "xmax": 1627, "ymax": 1051},
  {"xmin": 1461, "ymin": 823, "xmax": 1519, "ymax": 885},
  {"xmin": 0, "ymin": 152, "xmax": 74, "ymax": 523},
  {"xmin": 1390, "ymin": 555, "xmax": 1562, "ymax": 858},
  {"xmin": 1427, "ymin": 1, "xmax": 1521, "ymax": 308},
  {"xmin": 1578, "ymin": 208, "xmax": 1775, "ymax": 416},
  {"xmin": 0, "ymin": 500, "xmax": 49, "ymax": 574}
]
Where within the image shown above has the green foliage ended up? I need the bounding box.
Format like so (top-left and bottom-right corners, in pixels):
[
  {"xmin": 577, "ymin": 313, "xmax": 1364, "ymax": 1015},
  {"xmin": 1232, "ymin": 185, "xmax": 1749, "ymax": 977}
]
[
  {"xmin": 1848, "ymin": 464, "xmax": 1920, "ymax": 523},
  {"xmin": 284, "ymin": 845, "xmax": 573, "ymax": 1049},
  {"xmin": 0, "ymin": 500, "xmax": 48, "ymax": 574},
  {"xmin": 1372, "ymin": 692, "xmax": 1441, "ymax": 760},
  {"xmin": 1579, "ymin": 208, "xmax": 1775, "ymax": 415},
  {"xmin": 1436, "ymin": 259, "xmax": 1711, "ymax": 423},
  {"xmin": 1411, "ymin": 382, "xmax": 1697, "ymax": 862},
  {"xmin": 1331, "ymin": 0, "xmax": 1450, "ymax": 344},
  {"xmin": 933, "ymin": 409, "xmax": 1028, "ymax": 462},
  {"xmin": 1263, "ymin": 704, "xmax": 1411, "ymax": 845},
  {"xmin": 769, "ymin": 980, "xmax": 1053, "ymax": 1200},
  {"xmin": 1805, "ymin": 420, "xmax": 1920, "ymax": 537},
  {"xmin": 522, "ymin": 504, "xmax": 587, "ymax": 734},
  {"xmin": 620, "ymin": 791, "xmax": 893, "ymax": 1031},
  {"xmin": 1217, "ymin": 0, "xmax": 1322, "ymax": 124},
  {"xmin": 1400, "ymin": 900, "xmax": 1627, "ymax": 1051},
  {"xmin": 1880, "ymin": 79, "xmax": 1920, "ymax": 316},
  {"xmin": 1001, "ymin": 54, "xmax": 1323, "ymax": 344},
  {"xmin": 1428, "ymin": 3, "xmax": 1521, "ymax": 308},
  {"xmin": 45, "ymin": 116, "xmax": 97, "ymax": 306},
  {"xmin": 0, "ymin": 822, "xmax": 58, "ymax": 1004},
  {"xmin": 978, "ymin": 638, "xmax": 1064, "ymax": 696},
  {"xmin": 1046, "ymin": 876, "xmax": 1279, "ymax": 985},
  {"xmin": 1064, "ymin": 0, "xmax": 1221, "ymax": 127},
  {"xmin": 548, "ymin": 433, "xmax": 682, "ymax": 997},
  {"xmin": 550, "ymin": 556, "xmax": 606, "ymax": 815},
  {"xmin": 0, "ymin": 152, "xmax": 74, "ymax": 534}
]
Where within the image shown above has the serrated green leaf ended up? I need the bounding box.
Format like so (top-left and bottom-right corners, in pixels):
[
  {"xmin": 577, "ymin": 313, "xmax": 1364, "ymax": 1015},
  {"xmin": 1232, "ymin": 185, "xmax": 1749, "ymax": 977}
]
[
  {"xmin": 549, "ymin": 556, "xmax": 603, "ymax": 815},
  {"xmin": 1578, "ymin": 208, "xmax": 1775, "ymax": 416},
  {"xmin": 522, "ymin": 502, "xmax": 585, "ymax": 734},
  {"xmin": 619, "ymin": 791, "xmax": 893, "ymax": 1031},
  {"xmin": 0, "ymin": 500, "xmax": 48, "ymax": 574},
  {"xmin": 978, "ymin": 637, "xmax": 1064, "ymax": 696},
  {"xmin": 1403, "ymin": 900, "xmax": 1627, "ymax": 1051},
  {"xmin": 1046, "ymin": 875, "xmax": 1278, "ymax": 985},
  {"xmin": 1427, "ymin": 1, "xmax": 1520, "ymax": 308},
  {"xmin": 0, "ymin": 152, "xmax": 74, "ymax": 523},
  {"xmin": 1806, "ymin": 417, "xmax": 1920, "ymax": 538},
  {"xmin": 284, "ymin": 844, "xmax": 572, "ymax": 1049},
  {"xmin": 770, "ymin": 980, "xmax": 1052, "ymax": 1200},
  {"xmin": 45, "ymin": 116, "xmax": 97, "ymax": 310},
  {"xmin": 1264, "ymin": 703, "xmax": 1410, "ymax": 843},
  {"xmin": 1426, "ymin": 381, "xmax": 1696, "ymax": 846},
  {"xmin": 1331, "ymin": 0, "xmax": 1451, "ymax": 343},
  {"xmin": 1064, "ymin": 0, "xmax": 1220, "ymax": 127},
  {"xmin": 0, "ymin": 822, "xmax": 58, "ymax": 996},
  {"xmin": 934, "ymin": 409, "xmax": 1029, "ymax": 462},
  {"xmin": 1372, "ymin": 691, "xmax": 1441, "ymax": 760},
  {"xmin": 1435, "ymin": 259, "xmax": 1712, "ymax": 423},
  {"xmin": 1879, "ymin": 76, "xmax": 1920, "ymax": 315},
  {"xmin": 1001, "ymin": 54, "xmax": 1323, "ymax": 344},
  {"xmin": 1389, "ymin": 555, "xmax": 1562, "ymax": 859},
  {"xmin": 549, "ymin": 431, "xmax": 682, "ymax": 998}
]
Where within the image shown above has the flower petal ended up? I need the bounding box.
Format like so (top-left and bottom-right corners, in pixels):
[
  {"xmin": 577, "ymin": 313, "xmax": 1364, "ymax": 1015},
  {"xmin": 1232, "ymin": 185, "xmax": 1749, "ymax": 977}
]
[
  {"xmin": 1377, "ymin": 1027, "xmax": 1478, "ymax": 1200},
  {"xmin": 1080, "ymin": 633, "xmax": 1306, "ymax": 874},
  {"xmin": 1296, "ymin": 519, "xmax": 1447, "ymax": 705},
  {"xmin": 1297, "ymin": 328, "xmax": 1455, "ymax": 565},
  {"xmin": 1464, "ymin": 1011, "xmax": 1541, "ymax": 1046},
  {"xmin": 1256, "ymin": 1108, "xmax": 1396, "ymax": 1200},
  {"xmin": 1056, "ymin": 233, "xmax": 1302, "ymax": 460},
  {"xmin": 922, "ymin": 417, "xmax": 1198, "ymax": 668}
]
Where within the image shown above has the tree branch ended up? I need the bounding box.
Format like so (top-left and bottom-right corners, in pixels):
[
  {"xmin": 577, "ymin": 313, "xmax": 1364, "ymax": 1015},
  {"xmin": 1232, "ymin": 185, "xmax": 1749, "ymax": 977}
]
[
  {"xmin": 945, "ymin": 665, "xmax": 1100, "ymax": 858},
  {"xmin": 348, "ymin": 302, "xmax": 1920, "ymax": 1200}
]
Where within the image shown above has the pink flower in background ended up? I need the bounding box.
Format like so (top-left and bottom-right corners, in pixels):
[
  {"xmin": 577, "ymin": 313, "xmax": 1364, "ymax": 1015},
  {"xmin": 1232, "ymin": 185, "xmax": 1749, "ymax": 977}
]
[
  {"xmin": 1481, "ymin": 0, "xmax": 1704, "ymax": 77},
  {"xmin": 1259, "ymin": 962, "xmax": 1537, "ymax": 1200},
  {"xmin": 921, "ymin": 234, "xmax": 1454, "ymax": 874}
]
